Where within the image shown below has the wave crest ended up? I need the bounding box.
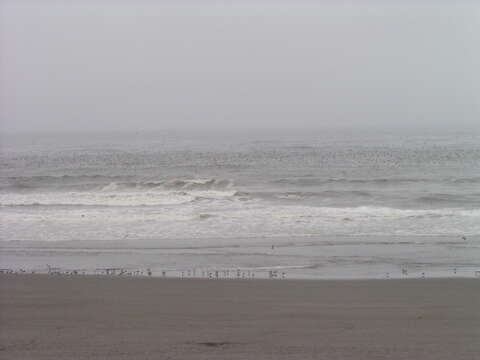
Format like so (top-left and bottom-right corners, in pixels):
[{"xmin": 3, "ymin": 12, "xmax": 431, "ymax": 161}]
[{"xmin": 98, "ymin": 178, "xmax": 234, "ymax": 192}]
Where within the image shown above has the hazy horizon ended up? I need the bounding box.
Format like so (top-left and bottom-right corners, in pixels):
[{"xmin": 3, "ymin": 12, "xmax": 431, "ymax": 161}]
[{"xmin": 1, "ymin": 0, "xmax": 479, "ymax": 134}]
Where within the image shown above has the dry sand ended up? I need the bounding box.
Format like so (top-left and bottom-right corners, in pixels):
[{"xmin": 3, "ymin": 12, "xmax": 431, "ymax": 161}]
[{"xmin": 1, "ymin": 275, "xmax": 479, "ymax": 359}]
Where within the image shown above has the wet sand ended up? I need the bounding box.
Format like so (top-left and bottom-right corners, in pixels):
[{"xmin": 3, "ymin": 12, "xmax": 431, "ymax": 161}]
[{"xmin": 1, "ymin": 275, "xmax": 479, "ymax": 359}]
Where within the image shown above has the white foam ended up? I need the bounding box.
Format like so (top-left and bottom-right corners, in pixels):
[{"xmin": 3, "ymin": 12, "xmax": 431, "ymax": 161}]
[
  {"xmin": 1, "ymin": 197, "xmax": 479, "ymax": 242},
  {"xmin": 0, "ymin": 189, "xmax": 237, "ymax": 207}
]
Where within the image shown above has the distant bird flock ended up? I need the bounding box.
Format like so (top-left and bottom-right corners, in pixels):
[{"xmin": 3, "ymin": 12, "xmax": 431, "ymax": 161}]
[{"xmin": 1, "ymin": 265, "xmax": 480, "ymax": 279}]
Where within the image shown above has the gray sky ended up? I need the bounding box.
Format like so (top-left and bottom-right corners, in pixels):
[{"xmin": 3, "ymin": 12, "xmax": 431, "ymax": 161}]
[{"xmin": 1, "ymin": 0, "xmax": 479, "ymax": 133}]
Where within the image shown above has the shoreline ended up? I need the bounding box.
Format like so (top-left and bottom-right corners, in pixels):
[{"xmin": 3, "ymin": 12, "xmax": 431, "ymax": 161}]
[
  {"xmin": 1, "ymin": 275, "xmax": 479, "ymax": 359},
  {"xmin": 2, "ymin": 267, "xmax": 480, "ymax": 281},
  {"xmin": 1, "ymin": 271, "xmax": 479, "ymax": 281},
  {"xmin": 2, "ymin": 234, "xmax": 479, "ymax": 280}
]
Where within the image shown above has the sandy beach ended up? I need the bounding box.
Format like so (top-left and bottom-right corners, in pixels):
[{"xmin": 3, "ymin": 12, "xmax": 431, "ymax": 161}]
[{"xmin": 0, "ymin": 275, "xmax": 479, "ymax": 359}]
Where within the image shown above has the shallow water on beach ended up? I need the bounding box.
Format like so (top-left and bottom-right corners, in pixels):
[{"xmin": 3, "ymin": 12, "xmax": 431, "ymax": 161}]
[
  {"xmin": 1, "ymin": 235, "xmax": 479, "ymax": 279},
  {"xmin": 1, "ymin": 132, "xmax": 479, "ymax": 278}
]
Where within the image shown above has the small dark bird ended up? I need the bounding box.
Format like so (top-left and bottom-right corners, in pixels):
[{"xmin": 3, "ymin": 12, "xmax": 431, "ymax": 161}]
[{"xmin": 462, "ymin": 236, "xmax": 467, "ymax": 241}]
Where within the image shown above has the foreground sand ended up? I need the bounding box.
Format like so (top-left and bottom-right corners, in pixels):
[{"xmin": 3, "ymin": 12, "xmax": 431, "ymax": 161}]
[{"xmin": 1, "ymin": 275, "xmax": 479, "ymax": 359}]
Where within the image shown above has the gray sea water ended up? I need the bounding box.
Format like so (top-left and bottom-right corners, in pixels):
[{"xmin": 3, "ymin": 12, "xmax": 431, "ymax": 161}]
[{"xmin": 1, "ymin": 131, "xmax": 479, "ymax": 279}]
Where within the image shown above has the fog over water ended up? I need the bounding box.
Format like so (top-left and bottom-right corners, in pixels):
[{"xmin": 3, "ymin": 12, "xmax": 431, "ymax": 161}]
[
  {"xmin": 1, "ymin": 0, "xmax": 479, "ymax": 134},
  {"xmin": 1, "ymin": 1, "xmax": 479, "ymax": 279}
]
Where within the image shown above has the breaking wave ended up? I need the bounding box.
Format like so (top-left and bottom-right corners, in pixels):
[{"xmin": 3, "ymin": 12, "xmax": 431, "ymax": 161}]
[
  {"xmin": 5, "ymin": 174, "xmax": 480, "ymax": 192},
  {"xmin": 1, "ymin": 173, "xmax": 479, "ymax": 210},
  {"xmin": 0, "ymin": 178, "xmax": 237, "ymax": 207},
  {"xmin": 2, "ymin": 176, "xmax": 234, "ymax": 193}
]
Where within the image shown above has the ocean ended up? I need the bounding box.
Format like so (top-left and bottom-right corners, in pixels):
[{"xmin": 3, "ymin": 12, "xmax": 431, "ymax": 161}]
[{"xmin": 1, "ymin": 131, "xmax": 479, "ymax": 279}]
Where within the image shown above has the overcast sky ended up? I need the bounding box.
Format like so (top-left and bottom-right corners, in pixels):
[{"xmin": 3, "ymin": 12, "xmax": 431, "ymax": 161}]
[{"xmin": 1, "ymin": 0, "xmax": 479, "ymax": 134}]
